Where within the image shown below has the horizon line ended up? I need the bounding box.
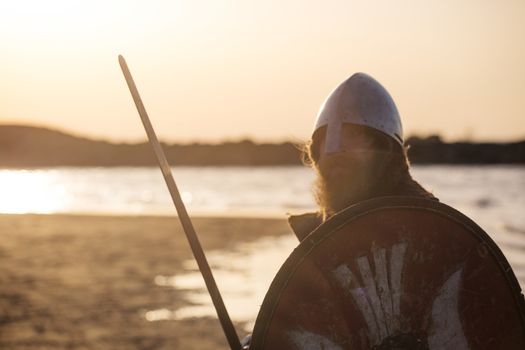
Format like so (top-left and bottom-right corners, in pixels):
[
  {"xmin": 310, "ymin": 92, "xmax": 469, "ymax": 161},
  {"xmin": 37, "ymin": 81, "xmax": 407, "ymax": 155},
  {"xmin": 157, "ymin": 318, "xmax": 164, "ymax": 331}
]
[{"xmin": 1, "ymin": 122, "xmax": 525, "ymax": 145}]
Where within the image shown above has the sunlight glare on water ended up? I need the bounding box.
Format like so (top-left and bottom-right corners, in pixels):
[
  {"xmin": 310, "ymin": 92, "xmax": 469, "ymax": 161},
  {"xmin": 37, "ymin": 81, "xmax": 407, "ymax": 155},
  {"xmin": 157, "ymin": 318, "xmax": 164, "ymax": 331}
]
[{"xmin": 0, "ymin": 170, "xmax": 69, "ymax": 214}]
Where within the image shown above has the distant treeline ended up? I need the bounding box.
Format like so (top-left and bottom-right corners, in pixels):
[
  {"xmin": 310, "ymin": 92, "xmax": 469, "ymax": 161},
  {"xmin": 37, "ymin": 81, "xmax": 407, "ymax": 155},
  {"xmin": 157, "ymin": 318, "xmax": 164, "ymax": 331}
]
[{"xmin": 0, "ymin": 125, "xmax": 524, "ymax": 167}]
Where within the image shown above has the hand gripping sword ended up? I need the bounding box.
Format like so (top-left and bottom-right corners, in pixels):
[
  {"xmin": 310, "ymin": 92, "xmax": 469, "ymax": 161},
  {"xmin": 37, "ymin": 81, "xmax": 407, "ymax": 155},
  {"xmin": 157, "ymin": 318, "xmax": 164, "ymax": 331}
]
[{"xmin": 118, "ymin": 55, "xmax": 242, "ymax": 350}]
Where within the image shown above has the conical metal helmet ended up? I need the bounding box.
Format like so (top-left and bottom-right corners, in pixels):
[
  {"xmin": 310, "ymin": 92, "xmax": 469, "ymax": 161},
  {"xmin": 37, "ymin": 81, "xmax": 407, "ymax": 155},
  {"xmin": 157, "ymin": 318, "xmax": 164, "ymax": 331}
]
[{"xmin": 314, "ymin": 73, "xmax": 403, "ymax": 154}]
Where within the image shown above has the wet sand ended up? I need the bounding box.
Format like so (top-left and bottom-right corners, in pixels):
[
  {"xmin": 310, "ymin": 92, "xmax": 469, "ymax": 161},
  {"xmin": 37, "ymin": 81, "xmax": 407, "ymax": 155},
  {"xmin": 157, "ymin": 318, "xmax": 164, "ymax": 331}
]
[{"xmin": 0, "ymin": 214, "xmax": 292, "ymax": 349}]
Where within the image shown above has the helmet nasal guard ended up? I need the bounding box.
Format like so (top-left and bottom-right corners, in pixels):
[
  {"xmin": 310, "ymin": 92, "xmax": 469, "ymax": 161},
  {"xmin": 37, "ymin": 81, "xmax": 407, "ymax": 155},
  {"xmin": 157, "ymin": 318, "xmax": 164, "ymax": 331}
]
[{"xmin": 314, "ymin": 73, "xmax": 404, "ymax": 154}]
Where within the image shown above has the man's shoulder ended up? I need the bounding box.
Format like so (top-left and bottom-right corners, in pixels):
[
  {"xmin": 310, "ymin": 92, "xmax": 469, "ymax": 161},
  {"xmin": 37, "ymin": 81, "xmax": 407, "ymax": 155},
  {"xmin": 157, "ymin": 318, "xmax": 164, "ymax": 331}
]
[
  {"xmin": 287, "ymin": 212, "xmax": 323, "ymax": 241},
  {"xmin": 288, "ymin": 195, "xmax": 439, "ymax": 241}
]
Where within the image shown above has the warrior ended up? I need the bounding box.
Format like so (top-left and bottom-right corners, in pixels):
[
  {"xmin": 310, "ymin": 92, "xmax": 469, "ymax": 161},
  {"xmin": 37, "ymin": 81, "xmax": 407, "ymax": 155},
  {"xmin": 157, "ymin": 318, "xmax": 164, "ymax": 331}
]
[
  {"xmin": 289, "ymin": 72, "xmax": 436, "ymax": 240},
  {"xmin": 246, "ymin": 73, "xmax": 525, "ymax": 350},
  {"xmin": 242, "ymin": 73, "xmax": 438, "ymax": 348}
]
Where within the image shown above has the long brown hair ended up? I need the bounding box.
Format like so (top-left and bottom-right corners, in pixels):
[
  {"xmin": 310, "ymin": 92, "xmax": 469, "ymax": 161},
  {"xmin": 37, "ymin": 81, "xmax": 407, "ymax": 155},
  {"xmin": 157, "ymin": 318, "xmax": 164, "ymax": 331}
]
[{"xmin": 303, "ymin": 126, "xmax": 436, "ymax": 218}]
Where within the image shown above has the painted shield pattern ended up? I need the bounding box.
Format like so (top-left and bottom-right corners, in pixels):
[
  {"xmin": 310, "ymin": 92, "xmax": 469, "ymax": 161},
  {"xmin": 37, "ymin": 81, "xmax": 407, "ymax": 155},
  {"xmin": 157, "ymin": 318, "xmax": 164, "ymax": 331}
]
[{"xmin": 250, "ymin": 197, "xmax": 525, "ymax": 349}]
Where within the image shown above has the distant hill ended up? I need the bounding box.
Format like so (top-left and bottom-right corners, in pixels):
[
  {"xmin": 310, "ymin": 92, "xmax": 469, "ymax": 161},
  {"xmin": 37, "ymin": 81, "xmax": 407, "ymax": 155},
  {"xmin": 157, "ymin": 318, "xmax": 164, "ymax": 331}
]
[
  {"xmin": 0, "ymin": 125, "xmax": 524, "ymax": 167},
  {"xmin": 0, "ymin": 125, "xmax": 301, "ymax": 167},
  {"xmin": 406, "ymin": 135, "xmax": 525, "ymax": 164}
]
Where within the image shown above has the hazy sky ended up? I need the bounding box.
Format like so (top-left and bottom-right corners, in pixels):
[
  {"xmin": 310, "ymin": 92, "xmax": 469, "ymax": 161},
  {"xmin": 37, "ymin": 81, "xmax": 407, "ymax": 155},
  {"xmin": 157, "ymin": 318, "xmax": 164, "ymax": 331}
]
[{"xmin": 1, "ymin": 0, "xmax": 524, "ymax": 143}]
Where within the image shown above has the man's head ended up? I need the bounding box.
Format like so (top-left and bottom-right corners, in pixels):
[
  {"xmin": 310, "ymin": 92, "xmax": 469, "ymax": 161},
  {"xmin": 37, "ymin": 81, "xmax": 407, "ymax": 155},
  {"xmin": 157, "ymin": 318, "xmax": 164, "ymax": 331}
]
[
  {"xmin": 306, "ymin": 73, "xmax": 433, "ymax": 219},
  {"xmin": 315, "ymin": 72, "xmax": 403, "ymax": 155}
]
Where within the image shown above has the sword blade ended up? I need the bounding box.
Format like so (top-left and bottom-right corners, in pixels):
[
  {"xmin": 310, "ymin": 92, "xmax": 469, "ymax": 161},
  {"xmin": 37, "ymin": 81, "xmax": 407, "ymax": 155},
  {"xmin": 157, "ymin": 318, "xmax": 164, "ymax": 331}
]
[{"xmin": 118, "ymin": 55, "xmax": 241, "ymax": 350}]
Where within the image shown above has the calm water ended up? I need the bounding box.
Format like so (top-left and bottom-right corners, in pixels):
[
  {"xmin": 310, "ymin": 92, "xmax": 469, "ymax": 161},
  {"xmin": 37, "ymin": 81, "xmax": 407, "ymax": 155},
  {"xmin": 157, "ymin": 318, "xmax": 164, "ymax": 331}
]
[
  {"xmin": 0, "ymin": 166, "xmax": 315, "ymax": 216},
  {"xmin": 1, "ymin": 165, "xmax": 524, "ymax": 330}
]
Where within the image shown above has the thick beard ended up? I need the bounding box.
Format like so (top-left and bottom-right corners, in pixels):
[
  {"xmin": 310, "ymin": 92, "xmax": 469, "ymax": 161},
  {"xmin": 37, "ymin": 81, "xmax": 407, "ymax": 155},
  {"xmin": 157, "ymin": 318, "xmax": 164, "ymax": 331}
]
[{"xmin": 313, "ymin": 151, "xmax": 387, "ymax": 220}]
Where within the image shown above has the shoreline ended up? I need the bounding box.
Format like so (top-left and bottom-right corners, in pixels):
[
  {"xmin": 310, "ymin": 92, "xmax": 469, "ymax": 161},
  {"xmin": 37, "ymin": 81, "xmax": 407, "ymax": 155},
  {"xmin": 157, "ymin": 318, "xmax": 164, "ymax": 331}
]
[{"xmin": 0, "ymin": 214, "xmax": 293, "ymax": 349}]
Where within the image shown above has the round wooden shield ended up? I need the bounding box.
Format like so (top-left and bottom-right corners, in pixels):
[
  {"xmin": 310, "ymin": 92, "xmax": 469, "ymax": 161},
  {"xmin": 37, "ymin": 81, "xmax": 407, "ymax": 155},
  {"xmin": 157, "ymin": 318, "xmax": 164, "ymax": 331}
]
[{"xmin": 250, "ymin": 197, "xmax": 525, "ymax": 349}]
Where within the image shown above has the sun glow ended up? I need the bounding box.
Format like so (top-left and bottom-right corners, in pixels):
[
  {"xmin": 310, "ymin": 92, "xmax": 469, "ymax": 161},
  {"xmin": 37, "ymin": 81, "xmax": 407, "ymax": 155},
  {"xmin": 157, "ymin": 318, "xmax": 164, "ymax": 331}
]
[
  {"xmin": 0, "ymin": 0, "xmax": 193, "ymax": 61},
  {"xmin": 1, "ymin": 1, "xmax": 108, "ymax": 41}
]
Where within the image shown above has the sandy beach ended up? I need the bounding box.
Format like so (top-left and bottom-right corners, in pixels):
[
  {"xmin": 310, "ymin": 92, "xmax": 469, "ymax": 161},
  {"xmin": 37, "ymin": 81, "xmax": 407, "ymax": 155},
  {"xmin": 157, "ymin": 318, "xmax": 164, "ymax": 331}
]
[{"xmin": 0, "ymin": 214, "xmax": 292, "ymax": 349}]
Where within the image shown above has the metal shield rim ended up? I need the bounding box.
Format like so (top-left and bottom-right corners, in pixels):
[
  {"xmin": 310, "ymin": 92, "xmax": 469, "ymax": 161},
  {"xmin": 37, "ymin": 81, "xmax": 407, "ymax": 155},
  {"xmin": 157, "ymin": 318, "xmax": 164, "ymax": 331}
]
[{"xmin": 250, "ymin": 195, "xmax": 525, "ymax": 349}]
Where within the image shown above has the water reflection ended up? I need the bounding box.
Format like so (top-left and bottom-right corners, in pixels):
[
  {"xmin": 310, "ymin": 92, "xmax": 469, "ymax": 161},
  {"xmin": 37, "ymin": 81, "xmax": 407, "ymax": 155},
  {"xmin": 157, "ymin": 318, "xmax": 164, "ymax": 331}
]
[
  {"xmin": 0, "ymin": 166, "xmax": 316, "ymax": 215},
  {"xmin": 0, "ymin": 169, "xmax": 69, "ymax": 213},
  {"xmin": 148, "ymin": 234, "xmax": 298, "ymax": 330}
]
